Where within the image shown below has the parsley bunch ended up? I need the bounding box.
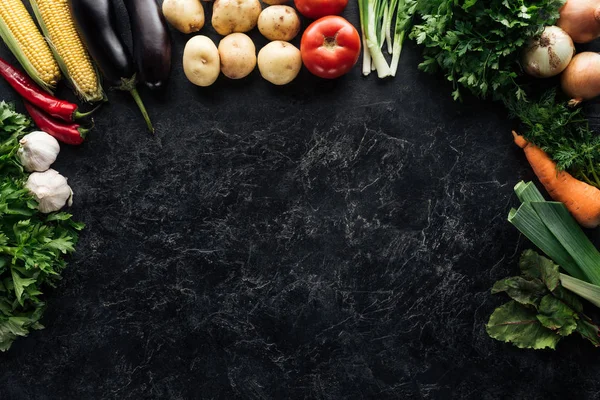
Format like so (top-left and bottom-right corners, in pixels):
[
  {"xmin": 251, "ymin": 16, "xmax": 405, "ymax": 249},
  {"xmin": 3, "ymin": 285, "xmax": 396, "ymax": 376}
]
[
  {"xmin": 0, "ymin": 102, "xmax": 83, "ymax": 351},
  {"xmin": 411, "ymin": 0, "xmax": 565, "ymax": 101}
]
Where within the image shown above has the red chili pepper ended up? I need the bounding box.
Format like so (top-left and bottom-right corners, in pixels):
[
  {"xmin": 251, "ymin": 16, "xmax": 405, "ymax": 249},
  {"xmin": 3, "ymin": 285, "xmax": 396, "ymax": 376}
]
[
  {"xmin": 0, "ymin": 57, "xmax": 101, "ymax": 122},
  {"xmin": 24, "ymin": 101, "xmax": 91, "ymax": 146}
]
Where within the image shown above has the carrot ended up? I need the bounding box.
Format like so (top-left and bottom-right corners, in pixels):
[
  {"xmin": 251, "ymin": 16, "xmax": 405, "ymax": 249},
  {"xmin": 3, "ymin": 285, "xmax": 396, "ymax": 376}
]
[{"xmin": 513, "ymin": 130, "xmax": 600, "ymax": 228}]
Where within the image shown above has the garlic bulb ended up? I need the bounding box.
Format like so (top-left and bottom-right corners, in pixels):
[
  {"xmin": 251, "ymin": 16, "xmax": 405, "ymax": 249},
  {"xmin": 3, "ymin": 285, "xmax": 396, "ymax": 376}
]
[
  {"xmin": 25, "ymin": 169, "xmax": 73, "ymax": 213},
  {"xmin": 522, "ymin": 26, "xmax": 575, "ymax": 78},
  {"xmin": 18, "ymin": 131, "xmax": 60, "ymax": 172}
]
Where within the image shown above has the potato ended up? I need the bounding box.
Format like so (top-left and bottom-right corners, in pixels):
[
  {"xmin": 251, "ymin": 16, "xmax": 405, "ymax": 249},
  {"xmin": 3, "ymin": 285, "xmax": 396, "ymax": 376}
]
[
  {"xmin": 183, "ymin": 36, "xmax": 221, "ymax": 87},
  {"xmin": 258, "ymin": 6, "xmax": 301, "ymax": 41},
  {"xmin": 262, "ymin": 0, "xmax": 289, "ymax": 4},
  {"xmin": 211, "ymin": 0, "xmax": 262, "ymax": 36},
  {"xmin": 162, "ymin": 0, "xmax": 205, "ymax": 34},
  {"xmin": 218, "ymin": 33, "xmax": 257, "ymax": 79},
  {"xmin": 257, "ymin": 41, "xmax": 301, "ymax": 85}
]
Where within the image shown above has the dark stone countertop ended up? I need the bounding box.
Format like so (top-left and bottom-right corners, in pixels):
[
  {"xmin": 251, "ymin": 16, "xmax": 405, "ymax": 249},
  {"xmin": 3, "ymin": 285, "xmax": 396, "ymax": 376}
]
[{"xmin": 0, "ymin": 1, "xmax": 597, "ymax": 399}]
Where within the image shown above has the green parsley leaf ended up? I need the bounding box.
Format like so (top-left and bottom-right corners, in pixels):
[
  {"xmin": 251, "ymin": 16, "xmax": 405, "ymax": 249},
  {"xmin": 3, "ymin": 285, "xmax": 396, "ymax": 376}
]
[
  {"xmin": 0, "ymin": 102, "xmax": 82, "ymax": 351},
  {"xmin": 411, "ymin": 0, "xmax": 565, "ymax": 100}
]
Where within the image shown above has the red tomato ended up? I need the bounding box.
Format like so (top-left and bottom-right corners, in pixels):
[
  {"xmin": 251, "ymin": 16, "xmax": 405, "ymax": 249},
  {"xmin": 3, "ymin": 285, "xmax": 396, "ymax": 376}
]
[
  {"xmin": 294, "ymin": 0, "xmax": 348, "ymax": 19},
  {"xmin": 300, "ymin": 16, "xmax": 361, "ymax": 79}
]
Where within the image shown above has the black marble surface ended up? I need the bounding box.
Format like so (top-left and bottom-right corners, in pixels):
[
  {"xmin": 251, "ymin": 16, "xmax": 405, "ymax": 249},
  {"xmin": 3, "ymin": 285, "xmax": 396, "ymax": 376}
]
[{"xmin": 0, "ymin": 1, "xmax": 596, "ymax": 399}]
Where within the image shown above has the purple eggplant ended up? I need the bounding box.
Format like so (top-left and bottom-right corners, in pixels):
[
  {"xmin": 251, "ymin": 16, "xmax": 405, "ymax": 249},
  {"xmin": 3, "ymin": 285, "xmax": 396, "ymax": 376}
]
[
  {"xmin": 123, "ymin": 0, "xmax": 172, "ymax": 90},
  {"xmin": 68, "ymin": 0, "xmax": 154, "ymax": 133}
]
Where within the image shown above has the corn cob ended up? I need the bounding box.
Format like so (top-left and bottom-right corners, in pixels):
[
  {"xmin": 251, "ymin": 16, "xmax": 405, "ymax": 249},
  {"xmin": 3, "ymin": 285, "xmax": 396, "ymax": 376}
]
[
  {"xmin": 29, "ymin": 0, "xmax": 104, "ymax": 102},
  {"xmin": 0, "ymin": 0, "xmax": 61, "ymax": 92}
]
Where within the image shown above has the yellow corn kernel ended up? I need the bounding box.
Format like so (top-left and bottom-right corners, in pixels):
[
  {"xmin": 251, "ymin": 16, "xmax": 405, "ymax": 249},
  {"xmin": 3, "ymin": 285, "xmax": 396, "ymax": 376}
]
[
  {"xmin": 31, "ymin": 0, "xmax": 103, "ymax": 102},
  {"xmin": 0, "ymin": 0, "xmax": 61, "ymax": 90}
]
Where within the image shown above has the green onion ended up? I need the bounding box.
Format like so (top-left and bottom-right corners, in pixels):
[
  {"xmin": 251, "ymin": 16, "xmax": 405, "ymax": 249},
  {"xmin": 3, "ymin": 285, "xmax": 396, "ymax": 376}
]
[
  {"xmin": 358, "ymin": 0, "xmax": 416, "ymax": 78},
  {"xmin": 391, "ymin": 0, "xmax": 416, "ymax": 77}
]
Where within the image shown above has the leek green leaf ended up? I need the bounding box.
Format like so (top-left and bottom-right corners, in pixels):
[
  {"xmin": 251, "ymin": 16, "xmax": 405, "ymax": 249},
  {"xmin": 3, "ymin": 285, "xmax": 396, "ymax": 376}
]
[
  {"xmin": 532, "ymin": 202, "xmax": 600, "ymax": 286},
  {"xmin": 560, "ymin": 274, "xmax": 600, "ymax": 309},
  {"xmin": 514, "ymin": 181, "xmax": 545, "ymax": 203},
  {"xmin": 508, "ymin": 203, "xmax": 584, "ymax": 280}
]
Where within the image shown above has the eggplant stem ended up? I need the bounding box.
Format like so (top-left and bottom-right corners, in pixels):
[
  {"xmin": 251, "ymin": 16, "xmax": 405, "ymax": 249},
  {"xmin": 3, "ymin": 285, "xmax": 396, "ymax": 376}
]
[{"xmin": 129, "ymin": 88, "xmax": 154, "ymax": 134}]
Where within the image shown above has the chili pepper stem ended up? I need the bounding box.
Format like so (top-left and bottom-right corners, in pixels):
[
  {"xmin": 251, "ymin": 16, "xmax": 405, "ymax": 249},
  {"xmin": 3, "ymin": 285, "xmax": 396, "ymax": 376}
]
[
  {"xmin": 129, "ymin": 88, "xmax": 154, "ymax": 134},
  {"xmin": 77, "ymin": 122, "xmax": 93, "ymax": 139},
  {"xmin": 73, "ymin": 102, "xmax": 103, "ymax": 120}
]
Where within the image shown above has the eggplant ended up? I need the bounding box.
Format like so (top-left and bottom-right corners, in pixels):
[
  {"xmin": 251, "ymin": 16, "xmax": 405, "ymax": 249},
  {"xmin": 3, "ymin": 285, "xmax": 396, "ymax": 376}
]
[
  {"xmin": 123, "ymin": 0, "xmax": 172, "ymax": 90},
  {"xmin": 68, "ymin": 0, "xmax": 154, "ymax": 133}
]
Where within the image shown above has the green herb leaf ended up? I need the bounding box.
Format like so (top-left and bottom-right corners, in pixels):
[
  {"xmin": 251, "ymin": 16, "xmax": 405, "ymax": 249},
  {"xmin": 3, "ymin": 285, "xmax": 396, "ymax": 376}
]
[
  {"xmin": 488, "ymin": 250, "xmax": 600, "ymax": 350},
  {"xmin": 491, "ymin": 276, "xmax": 546, "ymax": 307},
  {"xmin": 519, "ymin": 250, "xmax": 560, "ymax": 291},
  {"xmin": 411, "ymin": 0, "xmax": 564, "ymax": 100},
  {"xmin": 536, "ymin": 295, "xmax": 578, "ymax": 336},
  {"xmin": 0, "ymin": 102, "xmax": 81, "ymax": 351},
  {"xmin": 576, "ymin": 320, "xmax": 600, "ymax": 347},
  {"xmin": 486, "ymin": 300, "xmax": 561, "ymax": 350},
  {"xmin": 10, "ymin": 268, "xmax": 37, "ymax": 304}
]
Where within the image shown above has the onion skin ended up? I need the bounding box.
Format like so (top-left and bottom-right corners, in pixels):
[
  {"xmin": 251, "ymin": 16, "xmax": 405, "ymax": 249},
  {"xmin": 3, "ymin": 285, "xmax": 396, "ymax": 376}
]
[
  {"xmin": 561, "ymin": 52, "xmax": 600, "ymax": 106},
  {"xmin": 522, "ymin": 26, "xmax": 575, "ymax": 78},
  {"xmin": 558, "ymin": 0, "xmax": 600, "ymax": 43}
]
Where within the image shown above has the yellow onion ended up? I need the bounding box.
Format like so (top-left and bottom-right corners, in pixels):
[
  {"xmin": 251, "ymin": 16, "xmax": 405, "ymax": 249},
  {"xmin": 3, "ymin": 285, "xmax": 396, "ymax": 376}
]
[
  {"xmin": 561, "ymin": 52, "xmax": 600, "ymax": 106},
  {"xmin": 522, "ymin": 26, "xmax": 575, "ymax": 78},
  {"xmin": 558, "ymin": 0, "xmax": 600, "ymax": 43}
]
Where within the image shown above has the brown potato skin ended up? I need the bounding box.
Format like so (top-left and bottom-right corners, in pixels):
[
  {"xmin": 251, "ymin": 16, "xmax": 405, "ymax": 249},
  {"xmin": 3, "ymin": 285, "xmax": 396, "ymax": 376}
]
[
  {"xmin": 258, "ymin": 41, "xmax": 301, "ymax": 85},
  {"xmin": 218, "ymin": 33, "xmax": 257, "ymax": 79},
  {"xmin": 162, "ymin": 0, "xmax": 205, "ymax": 34},
  {"xmin": 212, "ymin": 0, "xmax": 262, "ymax": 36},
  {"xmin": 258, "ymin": 6, "xmax": 301, "ymax": 41}
]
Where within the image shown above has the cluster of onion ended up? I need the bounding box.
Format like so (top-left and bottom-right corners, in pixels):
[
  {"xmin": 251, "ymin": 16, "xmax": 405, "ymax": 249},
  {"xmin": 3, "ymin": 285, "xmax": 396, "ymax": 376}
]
[{"xmin": 523, "ymin": 0, "xmax": 600, "ymax": 105}]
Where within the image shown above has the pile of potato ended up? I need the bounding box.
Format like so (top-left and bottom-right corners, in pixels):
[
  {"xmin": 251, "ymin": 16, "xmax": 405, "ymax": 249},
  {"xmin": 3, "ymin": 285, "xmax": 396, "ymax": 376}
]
[{"xmin": 162, "ymin": 0, "xmax": 303, "ymax": 87}]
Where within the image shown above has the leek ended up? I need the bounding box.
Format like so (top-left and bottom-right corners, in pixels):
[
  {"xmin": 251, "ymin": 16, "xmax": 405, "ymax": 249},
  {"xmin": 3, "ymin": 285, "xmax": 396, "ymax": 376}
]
[
  {"xmin": 560, "ymin": 274, "xmax": 600, "ymax": 309},
  {"xmin": 508, "ymin": 204, "xmax": 584, "ymax": 280},
  {"xmin": 509, "ymin": 181, "xmax": 600, "ymax": 286}
]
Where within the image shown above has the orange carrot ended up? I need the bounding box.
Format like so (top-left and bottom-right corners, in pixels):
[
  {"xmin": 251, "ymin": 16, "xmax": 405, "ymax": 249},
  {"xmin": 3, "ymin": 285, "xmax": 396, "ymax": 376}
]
[{"xmin": 513, "ymin": 131, "xmax": 600, "ymax": 228}]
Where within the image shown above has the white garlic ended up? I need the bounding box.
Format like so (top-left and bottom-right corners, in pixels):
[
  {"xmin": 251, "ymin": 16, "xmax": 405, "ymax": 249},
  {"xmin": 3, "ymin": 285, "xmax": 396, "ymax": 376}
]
[
  {"xmin": 25, "ymin": 169, "xmax": 73, "ymax": 213},
  {"xmin": 18, "ymin": 131, "xmax": 60, "ymax": 172}
]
